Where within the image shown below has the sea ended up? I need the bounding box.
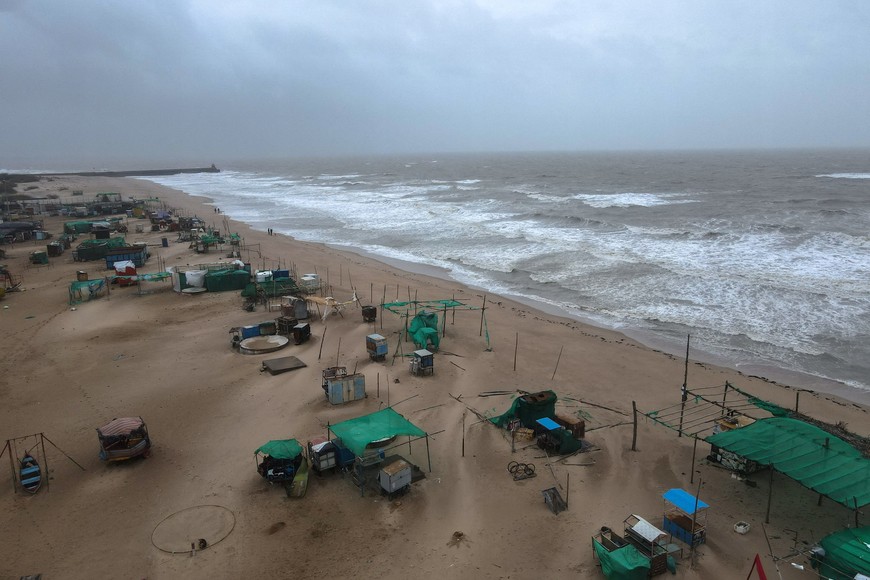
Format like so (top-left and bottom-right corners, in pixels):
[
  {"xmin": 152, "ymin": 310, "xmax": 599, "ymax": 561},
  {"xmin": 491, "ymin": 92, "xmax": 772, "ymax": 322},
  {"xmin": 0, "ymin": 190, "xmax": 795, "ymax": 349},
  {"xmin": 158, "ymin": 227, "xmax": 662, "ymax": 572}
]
[{"xmin": 40, "ymin": 150, "xmax": 870, "ymax": 400}]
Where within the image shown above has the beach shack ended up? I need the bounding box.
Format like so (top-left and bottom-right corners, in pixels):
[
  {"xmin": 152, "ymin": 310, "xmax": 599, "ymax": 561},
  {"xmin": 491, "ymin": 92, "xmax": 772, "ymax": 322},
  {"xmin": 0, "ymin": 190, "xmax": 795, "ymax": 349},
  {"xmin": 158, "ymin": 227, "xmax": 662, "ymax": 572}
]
[
  {"xmin": 321, "ymin": 366, "xmax": 366, "ymax": 405},
  {"xmin": 327, "ymin": 407, "xmax": 430, "ymax": 497}
]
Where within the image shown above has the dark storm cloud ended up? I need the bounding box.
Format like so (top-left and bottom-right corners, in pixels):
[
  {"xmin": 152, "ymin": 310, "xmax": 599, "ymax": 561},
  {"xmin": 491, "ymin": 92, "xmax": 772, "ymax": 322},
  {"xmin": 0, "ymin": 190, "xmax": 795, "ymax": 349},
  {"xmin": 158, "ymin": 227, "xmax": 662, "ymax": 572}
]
[{"xmin": 1, "ymin": 1, "xmax": 868, "ymax": 168}]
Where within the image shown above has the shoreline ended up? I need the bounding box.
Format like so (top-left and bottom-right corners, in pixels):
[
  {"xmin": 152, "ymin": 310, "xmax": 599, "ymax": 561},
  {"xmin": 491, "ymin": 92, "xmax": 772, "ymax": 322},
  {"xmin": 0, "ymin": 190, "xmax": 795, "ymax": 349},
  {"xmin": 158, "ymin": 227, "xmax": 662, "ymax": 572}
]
[{"xmin": 325, "ymin": 241, "xmax": 870, "ymax": 408}]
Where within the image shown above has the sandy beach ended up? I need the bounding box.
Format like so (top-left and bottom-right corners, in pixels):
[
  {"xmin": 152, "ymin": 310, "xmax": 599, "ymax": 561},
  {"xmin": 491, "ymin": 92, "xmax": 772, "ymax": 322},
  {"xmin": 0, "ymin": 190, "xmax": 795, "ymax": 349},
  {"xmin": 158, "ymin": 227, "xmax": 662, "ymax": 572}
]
[{"xmin": 1, "ymin": 175, "xmax": 867, "ymax": 580}]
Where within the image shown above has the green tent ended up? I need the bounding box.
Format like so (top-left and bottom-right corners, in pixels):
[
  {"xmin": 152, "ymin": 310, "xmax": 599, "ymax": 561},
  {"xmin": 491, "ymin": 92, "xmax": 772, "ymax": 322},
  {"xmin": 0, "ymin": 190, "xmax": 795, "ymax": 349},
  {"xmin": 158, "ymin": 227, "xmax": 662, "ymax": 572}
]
[
  {"xmin": 592, "ymin": 539, "xmax": 651, "ymax": 579},
  {"xmin": 707, "ymin": 417, "xmax": 870, "ymax": 509},
  {"xmin": 254, "ymin": 439, "xmax": 302, "ymax": 459},
  {"xmin": 811, "ymin": 526, "xmax": 870, "ymax": 579},
  {"xmin": 490, "ymin": 390, "xmax": 558, "ymax": 428},
  {"xmin": 329, "ymin": 408, "xmax": 426, "ymax": 457}
]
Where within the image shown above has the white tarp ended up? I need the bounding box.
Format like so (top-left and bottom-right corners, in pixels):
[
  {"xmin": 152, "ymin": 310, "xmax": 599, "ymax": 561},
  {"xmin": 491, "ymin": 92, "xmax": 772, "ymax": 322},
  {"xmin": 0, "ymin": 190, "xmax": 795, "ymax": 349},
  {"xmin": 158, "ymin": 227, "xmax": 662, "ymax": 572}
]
[
  {"xmin": 113, "ymin": 260, "xmax": 136, "ymax": 272},
  {"xmin": 185, "ymin": 270, "xmax": 207, "ymax": 288}
]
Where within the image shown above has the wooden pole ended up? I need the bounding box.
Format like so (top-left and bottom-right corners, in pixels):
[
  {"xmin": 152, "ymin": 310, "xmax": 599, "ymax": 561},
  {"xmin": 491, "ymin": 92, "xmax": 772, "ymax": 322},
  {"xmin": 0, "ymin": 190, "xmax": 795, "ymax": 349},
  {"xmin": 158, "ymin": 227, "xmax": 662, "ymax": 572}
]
[
  {"xmin": 377, "ymin": 373, "xmax": 380, "ymax": 398},
  {"xmin": 426, "ymin": 435, "xmax": 431, "ymax": 472},
  {"xmin": 513, "ymin": 332, "xmax": 518, "ymax": 372},
  {"xmin": 318, "ymin": 325, "xmax": 327, "ymax": 360},
  {"xmin": 795, "ymin": 390, "xmax": 800, "ymax": 414},
  {"xmin": 335, "ymin": 337, "xmax": 341, "ymax": 367},
  {"xmin": 551, "ymin": 346, "xmax": 563, "ymax": 381},
  {"xmin": 442, "ymin": 303, "xmax": 448, "ymax": 338},
  {"xmin": 5, "ymin": 441, "xmax": 15, "ymax": 493},
  {"xmin": 679, "ymin": 334, "xmax": 690, "ymax": 437},
  {"xmin": 766, "ymin": 465, "xmax": 774, "ymax": 523},
  {"xmin": 631, "ymin": 401, "xmax": 638, "ymax": 451},
  {"xmin": 40, "ymin": 433, "xmax": 49, "ymax": 492},
  {"xmin": 566, "ymin": 473, "xmax": 570, "ymax": 509},
  {"xmin": 462, "ymin": 412, "xmax": 466, "ymax": 458},
  {"xmin": 690, "ymin": 478, "xmax": 702, "ymax": 561},
  {"xmin": 690, "ymin": 437, "xmax": 698, "ymax": 484},
  {"xmin": 479, "ymin": 294, "xmax": 487, "ymax": 336}
]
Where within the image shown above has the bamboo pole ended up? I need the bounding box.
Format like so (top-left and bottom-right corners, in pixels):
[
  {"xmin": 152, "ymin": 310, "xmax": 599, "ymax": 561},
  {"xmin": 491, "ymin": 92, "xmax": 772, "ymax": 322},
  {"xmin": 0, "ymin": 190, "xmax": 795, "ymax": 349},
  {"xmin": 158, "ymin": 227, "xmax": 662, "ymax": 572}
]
[
  {"xmin": 40, "ymin": 433, "xmax": 49, "ymax": 492},
  {"xmin": 479, "ymin": 294, "xmax": 487, "ymax": 336},
  {"xmin": 513, "ymin": 332, "xmax": 518, "ymax": 372},
  {"xmin": 462, "ymin": 412, "xmax": 466, "ymax": 458},
  {"xmin": 551, "ymin": 346, "xmax": 563, "ymax": 381},
  {"xmin": 318, "ymin": 325, "xmax": 327, "ymax": 360},
  {"xmin": 631, "ymin": 401, "xmax": 638, "ymax": 451},
  {"xmin": 678, "ymin": 334, "xmax": 690, "ymax": 437}
]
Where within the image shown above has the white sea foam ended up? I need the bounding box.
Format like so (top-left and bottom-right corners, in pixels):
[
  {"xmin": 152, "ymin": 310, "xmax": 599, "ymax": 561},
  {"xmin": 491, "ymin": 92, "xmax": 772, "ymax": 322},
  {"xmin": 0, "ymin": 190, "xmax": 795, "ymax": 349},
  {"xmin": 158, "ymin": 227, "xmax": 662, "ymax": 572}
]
[
  {"xmin": 573, "ymin": 192, "xmax": 698, "ymax": 208},
  {"xmin": 816, "ymin": 173, "xmax": 870, "ymax": 179}
]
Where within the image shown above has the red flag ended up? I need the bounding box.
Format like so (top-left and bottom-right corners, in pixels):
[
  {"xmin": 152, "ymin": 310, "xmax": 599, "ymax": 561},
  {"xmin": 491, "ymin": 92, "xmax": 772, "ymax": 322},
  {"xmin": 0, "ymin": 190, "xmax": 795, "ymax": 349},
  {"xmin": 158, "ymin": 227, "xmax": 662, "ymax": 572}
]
[{"xmin": 746, "ymin": 554, "xmax": 768, "ymax": 580}]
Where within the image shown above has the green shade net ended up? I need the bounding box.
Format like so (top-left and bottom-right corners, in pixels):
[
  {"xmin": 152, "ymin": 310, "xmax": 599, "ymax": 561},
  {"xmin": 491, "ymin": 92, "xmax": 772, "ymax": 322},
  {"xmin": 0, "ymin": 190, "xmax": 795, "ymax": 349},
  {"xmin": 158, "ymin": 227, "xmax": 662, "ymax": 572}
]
[
  {"xmin": 727, "ymin": 384, "xmax": 790, "ymax": 416},
  {"xmin": 707, "ymin": 417, "xmax": 870, "ymax": 508},
  {"xmin": 811, "ymin": 526, "xmax": 870, "ymax": 580},
  {"xmin": 254, "ymin": 439, "xmax": 302, "ymax": 459},
  {"xmin": 329, "ymin": 408, "xmax": 426, "ymax": 457},
  {"xmin": 490, "ymin": 390, "xmax": 557, "ymax": 428},
  {"xmin": 258, "ymin": 278, "xmax": 300, "ymax": 297},
  {"xmin": 381, "ymin": 299, "xmax": 467, "ymax": 313},
  {"xmin": 592, "ymin": 539, "xmax": 651, "ymax": 579},
  {"xmin": 205, "ymin": 269, "xmax": 250, "ymax": 292}
]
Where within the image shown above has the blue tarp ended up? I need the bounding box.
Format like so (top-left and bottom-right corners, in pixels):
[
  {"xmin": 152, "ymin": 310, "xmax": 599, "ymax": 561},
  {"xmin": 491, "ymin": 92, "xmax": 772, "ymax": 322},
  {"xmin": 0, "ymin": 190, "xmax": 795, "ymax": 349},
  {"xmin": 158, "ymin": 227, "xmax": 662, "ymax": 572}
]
[{"xmin": 663, "ymin": 488, "xmax": 710, "ymax": 514}]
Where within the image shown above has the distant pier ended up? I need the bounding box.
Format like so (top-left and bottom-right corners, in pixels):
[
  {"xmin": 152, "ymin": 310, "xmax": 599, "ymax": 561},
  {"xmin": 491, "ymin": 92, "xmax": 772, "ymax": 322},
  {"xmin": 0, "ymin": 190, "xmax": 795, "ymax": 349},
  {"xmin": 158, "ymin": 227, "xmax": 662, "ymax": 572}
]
[{"xmin": 2, "ymin": 165, "xmax": 220, "ymax": 184}]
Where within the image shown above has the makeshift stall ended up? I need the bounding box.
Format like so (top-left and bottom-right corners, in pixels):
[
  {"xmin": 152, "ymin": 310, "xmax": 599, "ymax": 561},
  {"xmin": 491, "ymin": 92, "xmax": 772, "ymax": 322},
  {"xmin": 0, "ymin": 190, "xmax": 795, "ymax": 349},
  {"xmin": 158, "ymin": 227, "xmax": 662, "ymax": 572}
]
[
  {"xmin": 662, "ymin": 488, "xmax": 709, "ymax": 547},
  {"xmin": 254, "ymin": 439, "xmax": 304, "ymax": 486},
  {"xmin": 622, "ymin": 514, "xmax": 669, "ymax": 576},
  {"xmin": 592, "ymin": 527, "xmax": 651, "ymax": 580},
  {"xmin": 328, "ymin": 407, "xmax": 430, "ymax": 497}
]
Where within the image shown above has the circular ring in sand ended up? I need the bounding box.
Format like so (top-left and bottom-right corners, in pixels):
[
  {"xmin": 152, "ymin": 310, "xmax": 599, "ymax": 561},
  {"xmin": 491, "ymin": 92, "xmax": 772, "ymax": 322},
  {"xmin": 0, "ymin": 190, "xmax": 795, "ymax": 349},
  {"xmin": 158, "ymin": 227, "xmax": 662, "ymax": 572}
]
[
  {"xmin": 151, "ymin": 504, "xmax": 236, "ymax": 554},
  {"xmin": 239, "ymin": 334, "xmax": 289, "ymax": 355}
]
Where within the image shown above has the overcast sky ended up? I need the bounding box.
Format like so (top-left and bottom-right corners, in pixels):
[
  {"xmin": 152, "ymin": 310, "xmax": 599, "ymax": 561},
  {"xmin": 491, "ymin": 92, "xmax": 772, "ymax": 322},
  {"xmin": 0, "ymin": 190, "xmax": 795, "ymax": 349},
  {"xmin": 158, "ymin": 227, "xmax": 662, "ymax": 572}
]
[{"xmin": 1, "ymin": 0, "xmax": 868, "ymax": 168}]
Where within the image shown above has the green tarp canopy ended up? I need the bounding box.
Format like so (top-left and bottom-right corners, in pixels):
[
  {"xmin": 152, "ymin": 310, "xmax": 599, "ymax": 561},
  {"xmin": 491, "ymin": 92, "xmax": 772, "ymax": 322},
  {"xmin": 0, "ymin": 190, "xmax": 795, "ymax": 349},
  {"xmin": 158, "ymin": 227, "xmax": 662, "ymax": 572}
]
[
  {"xmin": 64, "ymin": 220, "xmax": 94, "ymax": 234},
  {"xmin": 812, "ymin": 526, "xmax": 870, "ymax": 579},
  {"xmin": 490, "ymin": 390, "xmax": 558, "ymax": 428},
  {"xmin": 329, "ymin": 408, "xmax": 426, "ymax": 458},
  {"xmin": 592, "ymin": 539, "xmax": 651, "ymax": 579},
  {"xmin": 707, "ymin": 417, "xmax": 870, "ymax": 509},
  {"xmin": 254, "ymin": 439, "xmax": 302, "ymax": 460}
]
